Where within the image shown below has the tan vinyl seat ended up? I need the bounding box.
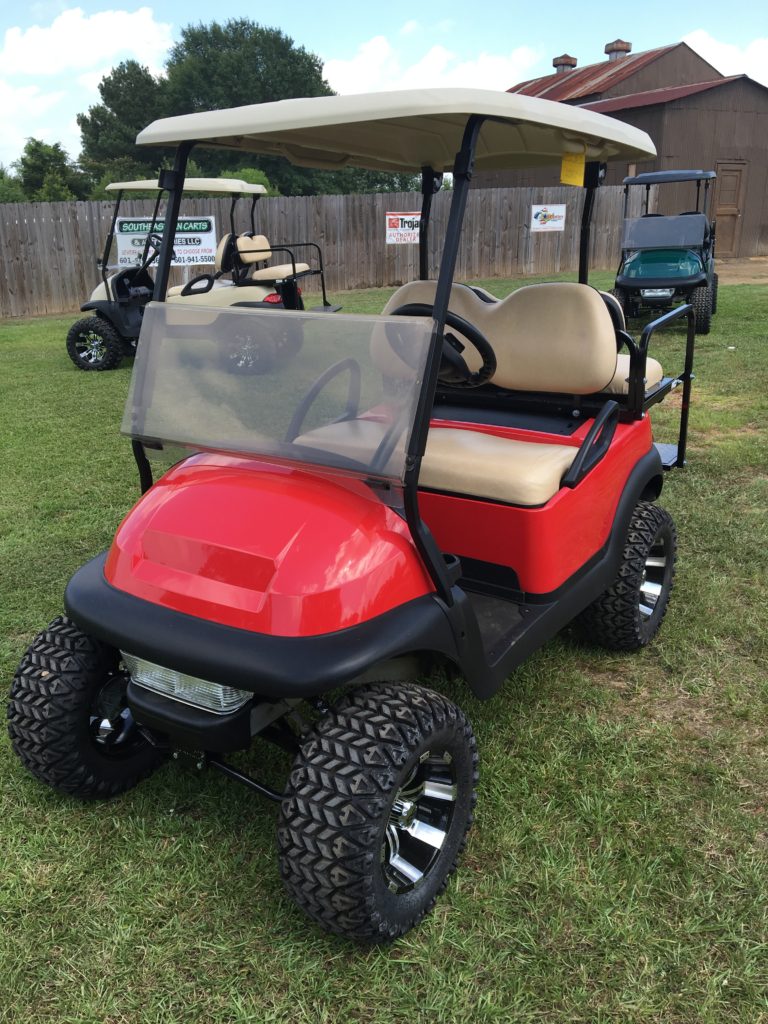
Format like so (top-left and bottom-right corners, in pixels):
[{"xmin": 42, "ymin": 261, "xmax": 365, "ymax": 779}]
[
  {"xmin": 296, "ymin": 282, "xmax": 622, "ymax": 506},
  {"xmin": 421, "ymin": 427, "xmax": 578, "ymax": 505},
  {"xmin": 236, "ymin": 234, "xmax": 310, "ymax": 280}
]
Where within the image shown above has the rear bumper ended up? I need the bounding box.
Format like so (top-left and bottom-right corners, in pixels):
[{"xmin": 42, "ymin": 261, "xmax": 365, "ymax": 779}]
[{"xmin": 65, "ymin": 553, "xmax": 456, "ymax": 699}]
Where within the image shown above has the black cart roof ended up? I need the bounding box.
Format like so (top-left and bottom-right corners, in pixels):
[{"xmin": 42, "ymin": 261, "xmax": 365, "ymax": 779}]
[{"xmin": 623, "ymin": 170, "xmax": 716, "ymax": 185}]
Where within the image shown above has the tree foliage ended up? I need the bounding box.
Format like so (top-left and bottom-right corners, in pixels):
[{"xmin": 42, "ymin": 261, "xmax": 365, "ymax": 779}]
[
  {"xmin": 0, "ymin": 166, "xmax": 25, "ymax": 203},
  {"xmin": 12, "ymin": 140, "xmax": 89, "ymax": 201},
  {"xmin": 77, "ymin": 61, "xmax": 167, "ymax": 183},
  {"xmin": 76, "ymin": 21, "xmax": 419, "ymax": 197}
]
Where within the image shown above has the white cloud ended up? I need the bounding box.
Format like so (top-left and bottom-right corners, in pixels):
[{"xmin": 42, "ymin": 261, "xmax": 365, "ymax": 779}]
[
  {"xmin": 683, "ymin": 30, "xmax": 768, "ymax": 87},
  {"xmin": 324, "ymin": 35, "xmax": 540, "ymax": 94},
  {"xmin": 1, "ymin": 6, "xmax": 174, "ymax": 77},
  {"xmin": 400, "ymin": 20, "xmax": 419, "ymax": 36},
  {"xmin": 0, "ymin": 79, "xmax": 65, "ymax": 165}
]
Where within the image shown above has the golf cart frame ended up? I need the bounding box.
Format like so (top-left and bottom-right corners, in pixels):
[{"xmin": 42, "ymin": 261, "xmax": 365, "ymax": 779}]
[
  {"xmin": 68, "ymin": 177, "xmax": 336, "ymax": 370},
  {"xmin": 79, "ymin": 178, "xmax": 267, "ymax": 352},
  {"xmin": 614, "ymin": 169, "xmax": 717, "ymax": 331},
  {"xmin": 11, "ymin": 90, "xmax": 697, "ymax": 942}
]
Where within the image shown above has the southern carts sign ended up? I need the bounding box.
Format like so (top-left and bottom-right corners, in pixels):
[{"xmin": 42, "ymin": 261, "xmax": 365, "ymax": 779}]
[{"xmin": 115, "ymin": 216, "xmax": 218, "ymax": 267}]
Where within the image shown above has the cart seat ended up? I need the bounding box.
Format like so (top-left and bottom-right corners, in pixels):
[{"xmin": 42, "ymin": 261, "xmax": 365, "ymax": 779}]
[
  {"xmin": 236, "ymin": 235, "xmax": 310, "ymax": 279},
  {"xmin": 421, "ymin": 427, "xmax": 578, "ymax": 505},
  {"xmin": 604, "ymin": 353, "xmax": 664, "ymax": 395},
  {"xmin": 383, "ymin": 281, "xmax": 664, "ymax": 398},
  {"xmin": 293, "ymin": 419, "xmax": 579, "ymax": 507}
]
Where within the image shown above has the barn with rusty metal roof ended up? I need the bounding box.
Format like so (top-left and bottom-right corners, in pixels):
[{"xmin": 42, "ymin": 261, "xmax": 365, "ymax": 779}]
[{"xmin": 475, "ymin": 40, "xmax": 768, "ymax": 257}]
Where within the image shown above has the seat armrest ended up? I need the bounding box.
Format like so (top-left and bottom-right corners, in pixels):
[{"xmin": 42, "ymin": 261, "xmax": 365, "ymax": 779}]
[{"xmin": 562, "ymin": 401, "xmax": 619, "ymax": 488}]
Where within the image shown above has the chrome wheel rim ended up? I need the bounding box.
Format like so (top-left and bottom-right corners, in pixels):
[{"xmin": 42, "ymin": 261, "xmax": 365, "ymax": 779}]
[
  {"xmin": 639, "ymin": 532, "xmax": 670, "ymax": 621},
  {"xmin": 382, "ymin": 749, "xmax": 457, "ymax": 894},
  {"xmin": 75, "ymin": 330, "xmax": 107, "ymax": 365}
]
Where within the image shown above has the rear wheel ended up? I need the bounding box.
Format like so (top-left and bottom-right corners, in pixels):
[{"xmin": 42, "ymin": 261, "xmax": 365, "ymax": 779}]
[
  {"xmin": 692, "ymin": 285, "xmax": 713, "ymax": 334},
  {"xmin": 7, "ymin": 616, "xmax": 164, "ymax": 798},
  {"xmin": 278, "ymin": 682, "xmax": 478, "ymax": 943},
  {"xmin": 576, "ymin": 502, "xmax": 677, "ymax": 651},
  {"xmin": 66, "ymin": 317, "xmax": 124, "ymax": 371}
]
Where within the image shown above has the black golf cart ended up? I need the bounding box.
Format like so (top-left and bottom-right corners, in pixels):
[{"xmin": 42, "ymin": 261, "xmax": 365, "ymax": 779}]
[
  {"xmin": 613, "ymin": 170, "xmax": 717, "ymax": 333},
  {"xmin": 10, "ymin": 89, "xmax": 697, "ymax": 943}
]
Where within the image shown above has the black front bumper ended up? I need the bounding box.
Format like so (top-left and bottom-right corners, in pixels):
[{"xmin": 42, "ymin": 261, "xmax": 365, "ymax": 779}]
[{"xmin": 64, "ymin": 553, "xmax": 457, "ymax": 699}]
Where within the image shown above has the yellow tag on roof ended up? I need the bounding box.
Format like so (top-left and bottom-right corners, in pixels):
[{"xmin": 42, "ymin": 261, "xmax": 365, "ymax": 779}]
[{"xmin": 560, "ymin": 151, "xmax": 586, "ymax": 186}]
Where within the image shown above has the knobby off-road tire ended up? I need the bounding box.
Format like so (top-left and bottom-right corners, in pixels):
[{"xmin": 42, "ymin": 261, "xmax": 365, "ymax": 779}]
[
  {"xmin": 66, "ymin": 316, "xmax": 124, "ymax": 371},
  {"xmin": 692, "ymin": 284, "xmax": 713, "ymax": 335},
  {"xmin": 8, "ymin": 616, "xmax": 164, "ymax": 798},
  {"xmin": 278, "ymin": 682, "xmax": 478, "ymax": 943},
  {"xmin": 576, "ymin": 501, "xmax": 677, "ymax": 651}
]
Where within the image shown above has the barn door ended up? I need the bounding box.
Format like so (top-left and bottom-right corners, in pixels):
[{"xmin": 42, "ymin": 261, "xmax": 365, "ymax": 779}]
[{"xmin": 714, "ymin": 161, "xmax": 747, "ymax": 257}]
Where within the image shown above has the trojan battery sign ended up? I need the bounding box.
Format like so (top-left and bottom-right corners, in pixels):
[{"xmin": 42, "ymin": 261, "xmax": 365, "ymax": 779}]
[
  {"xmin": 115, "ymin": 216, "xmax": 218, "ymax": 267},
  {"xmin": 386, "ymin": 212, "xmax": 421, "ymax": 244}
]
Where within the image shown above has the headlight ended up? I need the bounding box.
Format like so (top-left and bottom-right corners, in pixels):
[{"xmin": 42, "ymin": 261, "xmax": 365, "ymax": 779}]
[
  {"xmin": 121, "ymin": 653, "xmax": 252, "ymax": 714},
  {"xmin": 640, "ymin": 288, "xmax": 675, "ymax": 299}
]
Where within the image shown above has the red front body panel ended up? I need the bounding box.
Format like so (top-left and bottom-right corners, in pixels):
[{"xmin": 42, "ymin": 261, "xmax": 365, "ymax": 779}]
[
  {"xmin": 105, "ymin": 454, "xmax": 433, "ymax": 637},
  {"xmin": 419, "ymin": 416, "xmax": 654, "ymax": 595}
]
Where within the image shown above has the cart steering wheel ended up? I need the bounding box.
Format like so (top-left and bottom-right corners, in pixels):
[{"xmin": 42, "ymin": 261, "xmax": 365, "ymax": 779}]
[{"xmin": 389, "ymin": 303, "xmax": 496, "ymax": 388}]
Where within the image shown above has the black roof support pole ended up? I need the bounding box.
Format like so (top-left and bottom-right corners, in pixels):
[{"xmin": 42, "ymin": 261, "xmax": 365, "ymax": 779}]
[
  {"xmin": 152, "ymin": 142, "xmax": 193, "ymax": 301},
  {"xmin": 403, "ymin": 117, "xmax": 484, "ymax": 605},
  {"xmin": 101, "ymin": 190, "xmax": 123, "ymax": 297},
  {"xmin": 578, "ymin": 162, "xmax": 604, "ymax": 285},
  {"xmin": 419, "ymin": 167, "xmax": 441, "ymax": 281}
]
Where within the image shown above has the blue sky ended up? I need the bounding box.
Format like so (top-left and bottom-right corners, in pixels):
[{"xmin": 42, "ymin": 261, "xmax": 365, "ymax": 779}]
[{"xmin": 1, "ymin": 1, "xmax": 766, "ymax": 167}]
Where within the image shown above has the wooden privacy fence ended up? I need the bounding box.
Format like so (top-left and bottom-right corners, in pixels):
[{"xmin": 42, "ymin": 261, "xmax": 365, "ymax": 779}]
[{"xmin": 0, "ymin": 186, "xmax": 649, "ymax": 319}]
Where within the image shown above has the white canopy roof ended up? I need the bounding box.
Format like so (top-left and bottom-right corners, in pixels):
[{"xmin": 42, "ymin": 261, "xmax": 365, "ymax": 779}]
[
  {"xmin": 136, "ymin": 88, "xmax": 656, "ymax": 173},
  {"xmin": 105, "ymin": 177, "xmax": 267, "ymax": 195}
]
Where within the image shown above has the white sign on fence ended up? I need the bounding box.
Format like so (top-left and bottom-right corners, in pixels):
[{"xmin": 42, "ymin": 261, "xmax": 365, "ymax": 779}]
[
  {"xmin": 530, "ymin": 204, "xmax": 566, "ymax": 233},
  {"xmin": 115, "ymin": 216, "xmax": 217, "ymax": 267},
  {"xmin": 386, "ymin": 212, "xmax": 421, "ymax": 245}
]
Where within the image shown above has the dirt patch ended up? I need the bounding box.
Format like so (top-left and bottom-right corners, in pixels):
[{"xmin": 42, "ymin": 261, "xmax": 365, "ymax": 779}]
[{"xmin": 716, "ymin": 257, "xmax": 768, "ymax": 286}]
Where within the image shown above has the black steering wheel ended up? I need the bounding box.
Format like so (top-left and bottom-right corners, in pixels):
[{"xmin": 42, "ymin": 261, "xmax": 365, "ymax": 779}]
[{"xmin": 389, "ymin": 302, "xmax": 496, "ymax": 388}]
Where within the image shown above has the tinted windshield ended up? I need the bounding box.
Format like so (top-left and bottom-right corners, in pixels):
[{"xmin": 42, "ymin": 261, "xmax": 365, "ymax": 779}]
[
  {"xmin": 622, "ymin": 214, "xmax": 708, "ymax": 250},
  {"xmin": 621, "ymin": 248, "xmax": 704, "ymax": 280},
  {"xmin": 122, "ymin": 303, "xmax": 434, "ymax": 484}
]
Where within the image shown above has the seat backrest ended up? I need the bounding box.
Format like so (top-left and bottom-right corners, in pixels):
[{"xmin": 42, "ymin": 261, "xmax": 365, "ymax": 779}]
[
  {"xmin": 382, "ymin": 281, "xmax": 617, "ymax": 395},
  {"xmin": 235, "ymin": 233, "xmax": 272, "ymax": 265},
  {"xmin": 215, "ymin": 233, "xmax": 234, "ymax": 273}
]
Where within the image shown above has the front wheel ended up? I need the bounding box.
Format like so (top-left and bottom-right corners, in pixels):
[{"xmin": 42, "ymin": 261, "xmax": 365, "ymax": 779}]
[
  {"xmin": 66, "ymin": 317, "xmax": 125, "ymax": 371},
  {"xmin": 278, "ymin": 682, "xmax": 478, "ymax": 943},
  {"xmin": 692, "ymin": 284, "xmax": 713, "ymax": 335},
  {"xmin": 7, "ymin": 616, "xmax": 165, "ymax": 798},
  {"xmin": 575, "ymin": 502, "xmax": 677, "ymax": 651}
]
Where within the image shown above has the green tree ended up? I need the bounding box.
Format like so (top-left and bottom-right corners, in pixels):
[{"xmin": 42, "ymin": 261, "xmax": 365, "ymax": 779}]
[
  {"xmin": 0, "ymin": 165, "xmax": 25, "ymax": 203},
  {"xmin": 77, "ymin": 61, "xmax": 167, "ymax": 184},
  {"xmin": 76, "ymin": 21, "xmax": 419, "ymax": 197},
  {"xmin": 221, "ymin": 166, "xmax": 279, "ymax": 196},
  {"xmin": 13, "ymin": 139, "xmax": 90, "ymax": 200}
]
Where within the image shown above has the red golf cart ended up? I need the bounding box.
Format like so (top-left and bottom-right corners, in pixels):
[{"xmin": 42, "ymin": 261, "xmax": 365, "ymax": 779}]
[{"xmin": 8, "ymin": 89, "xmax": 696, "ymax": 942}]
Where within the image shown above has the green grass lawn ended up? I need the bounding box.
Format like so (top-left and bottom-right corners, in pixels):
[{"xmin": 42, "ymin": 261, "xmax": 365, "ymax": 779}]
[{"xmin": 1, "ymin": 279, "xmax": 767, "ymax": 1023}]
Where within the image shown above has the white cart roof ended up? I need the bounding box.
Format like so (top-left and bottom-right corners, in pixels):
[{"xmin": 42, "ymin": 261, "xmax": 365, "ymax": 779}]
[
  {"xmin": 136, "ymin": 88, "xmax": 655, "ymax": 173},
  {"xmin": 105, "ymin": 178, "xmax": 267, "ymax": 194}
]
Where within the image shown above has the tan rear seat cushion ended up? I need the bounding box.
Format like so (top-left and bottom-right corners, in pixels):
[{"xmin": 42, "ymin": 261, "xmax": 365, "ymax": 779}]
[
  {"xmin": 603, "ymin": 353, "xmax": 664, "ymax": 395},
  {"xmin": 249, "ymin": 262, "xmax": 311, "ymax": 281}
]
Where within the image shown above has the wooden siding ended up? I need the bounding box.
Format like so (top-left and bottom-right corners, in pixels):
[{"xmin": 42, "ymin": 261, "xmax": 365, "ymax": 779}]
[
  {"xmin": 476, "ymin": 78, "xmax": 768, "ymax": 256},
  {"xmin": 0, "ymin": 186, "xmax": 640, "ymax": 319}
]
